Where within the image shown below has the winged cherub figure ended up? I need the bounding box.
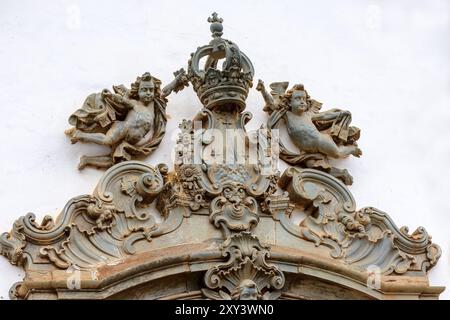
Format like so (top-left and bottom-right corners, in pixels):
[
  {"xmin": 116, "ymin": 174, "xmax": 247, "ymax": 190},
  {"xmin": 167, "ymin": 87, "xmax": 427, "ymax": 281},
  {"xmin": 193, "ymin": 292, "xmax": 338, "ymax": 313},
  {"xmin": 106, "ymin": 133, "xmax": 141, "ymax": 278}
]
[
  {"xmin": 65, "ymin": 70, "xmax": 187, "ymax": 169},
  {"xmin": 257, "ymin": 80, "xmax": 361, "ymax": 185}
]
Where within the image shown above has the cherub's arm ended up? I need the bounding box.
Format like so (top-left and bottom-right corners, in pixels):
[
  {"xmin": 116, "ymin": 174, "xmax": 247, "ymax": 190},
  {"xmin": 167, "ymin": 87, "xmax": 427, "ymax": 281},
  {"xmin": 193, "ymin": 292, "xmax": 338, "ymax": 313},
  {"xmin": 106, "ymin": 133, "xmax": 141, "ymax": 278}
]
[
  {"xmin": 311, "ymin": 108, "xmax": 350, "ymax": 121},
  {"xmin": 256, "ymin": 80, "xmax": 276, "ymax": 111},
  {"xmin": 102, "ymin": 89, "xmax": 134, "ymax": 109},
  {"xmin": 162, "ymin": 68, "xmax": 189, "ymax": 98}
]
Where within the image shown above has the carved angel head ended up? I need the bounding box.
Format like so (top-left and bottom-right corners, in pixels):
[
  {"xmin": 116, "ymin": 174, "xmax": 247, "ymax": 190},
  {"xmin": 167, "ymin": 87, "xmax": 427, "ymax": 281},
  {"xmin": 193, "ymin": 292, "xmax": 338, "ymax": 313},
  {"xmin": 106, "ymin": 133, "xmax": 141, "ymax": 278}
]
[
  {"xmin": 130, "ymin": 72, "xmax": 163, "ymax": 105},
  {"xmin": 281, "ymin": 84, "xmax": 310, "ymax": 115},
  {"xmin": 231, "ymin": 279, "xmax": 261, "ymax": 300}
]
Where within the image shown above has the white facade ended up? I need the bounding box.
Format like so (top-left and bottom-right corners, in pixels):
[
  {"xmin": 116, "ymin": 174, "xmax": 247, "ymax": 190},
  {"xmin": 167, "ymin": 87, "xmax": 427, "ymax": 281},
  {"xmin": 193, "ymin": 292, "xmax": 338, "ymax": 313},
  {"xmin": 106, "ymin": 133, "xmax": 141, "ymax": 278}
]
[{"xmin": 0, "ymin": 0, "xmax": 448, "ymax": 299}]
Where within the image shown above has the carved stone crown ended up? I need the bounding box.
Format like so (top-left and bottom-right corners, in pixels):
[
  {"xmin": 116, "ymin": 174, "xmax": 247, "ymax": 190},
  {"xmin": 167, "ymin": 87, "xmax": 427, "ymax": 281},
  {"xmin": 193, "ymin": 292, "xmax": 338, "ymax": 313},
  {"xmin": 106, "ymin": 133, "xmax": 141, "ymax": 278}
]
[{"xmin": 188, "ymin": 13, "xmax": 254, "ymax": 111}]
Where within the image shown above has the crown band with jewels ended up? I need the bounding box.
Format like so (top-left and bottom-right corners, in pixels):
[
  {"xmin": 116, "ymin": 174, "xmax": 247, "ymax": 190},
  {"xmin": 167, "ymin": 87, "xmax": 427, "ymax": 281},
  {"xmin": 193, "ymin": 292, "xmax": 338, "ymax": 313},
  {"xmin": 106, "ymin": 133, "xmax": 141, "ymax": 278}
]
[{"xmin": 187, "ymin": 13, "xmax": 254, "ymax": 111}]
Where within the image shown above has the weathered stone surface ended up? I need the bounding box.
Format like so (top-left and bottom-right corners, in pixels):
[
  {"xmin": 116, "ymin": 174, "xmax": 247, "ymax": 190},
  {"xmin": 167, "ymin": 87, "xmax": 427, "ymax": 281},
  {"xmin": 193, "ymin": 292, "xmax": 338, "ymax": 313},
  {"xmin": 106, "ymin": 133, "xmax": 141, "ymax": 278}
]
[
  {"xmin": 257, "ymin": 81, "xmax": 361, "ymax": 185},
  {"xmin": 0, "ymin": 12, "xmax": 444, "ymax": 300},
  {"xmin": 65, "ymin": 71, "xmax": 188, "ymax": 170}
]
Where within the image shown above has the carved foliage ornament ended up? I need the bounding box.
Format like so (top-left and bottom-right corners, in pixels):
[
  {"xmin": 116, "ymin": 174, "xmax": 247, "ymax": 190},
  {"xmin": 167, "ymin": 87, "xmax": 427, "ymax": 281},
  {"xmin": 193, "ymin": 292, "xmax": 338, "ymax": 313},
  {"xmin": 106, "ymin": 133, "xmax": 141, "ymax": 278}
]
[{"xmin": 202, "ymin": 232, "xmax": 284, "ymax": 300}]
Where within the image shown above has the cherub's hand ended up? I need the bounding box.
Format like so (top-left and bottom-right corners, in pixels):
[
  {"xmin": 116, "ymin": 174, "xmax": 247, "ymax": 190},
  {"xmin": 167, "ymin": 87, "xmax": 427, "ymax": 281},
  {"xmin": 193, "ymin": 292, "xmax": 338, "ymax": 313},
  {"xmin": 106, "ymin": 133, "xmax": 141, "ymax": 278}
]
[
  {"xmin": 171, "ymin": 68, "xmax": 189, "ymax": 93},
  {"xmin": 256, "ymin": 79, "xmax": 265, "ymax": 92}
]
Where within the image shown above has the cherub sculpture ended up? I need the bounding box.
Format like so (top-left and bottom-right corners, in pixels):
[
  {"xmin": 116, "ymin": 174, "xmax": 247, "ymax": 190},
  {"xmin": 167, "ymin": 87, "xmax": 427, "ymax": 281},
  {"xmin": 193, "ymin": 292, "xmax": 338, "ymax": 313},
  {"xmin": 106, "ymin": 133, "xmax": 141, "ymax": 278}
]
[
  {"xmin": 257, "ymin": 80, "xmax": 361, "ymax": 185},
  {"xmin": 65, "ymin": 70, "xmax": 187, "ymax": 169}
]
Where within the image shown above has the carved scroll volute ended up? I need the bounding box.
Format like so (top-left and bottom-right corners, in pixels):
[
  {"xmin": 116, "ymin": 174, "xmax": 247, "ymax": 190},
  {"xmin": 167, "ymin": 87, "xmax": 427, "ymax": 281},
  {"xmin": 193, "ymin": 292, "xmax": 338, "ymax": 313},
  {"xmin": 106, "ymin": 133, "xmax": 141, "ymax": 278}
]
[
  {"xmin": 0, "ymin": 161, "xmax": 173, "ymax": 276},
  {"xmin": 278, "ymin": 166, "xmax": 356, "ymax": 212},
  {"xmin": 94, "ymin": 161, "xmax": 168, "ymax": 215},
  {"xmin": 278, "ymin": 167, "xmax": 442, "ymax": 276},
  {"xmin": 135, "ymin": 163, "xmax": 168, "ymax": 203}
]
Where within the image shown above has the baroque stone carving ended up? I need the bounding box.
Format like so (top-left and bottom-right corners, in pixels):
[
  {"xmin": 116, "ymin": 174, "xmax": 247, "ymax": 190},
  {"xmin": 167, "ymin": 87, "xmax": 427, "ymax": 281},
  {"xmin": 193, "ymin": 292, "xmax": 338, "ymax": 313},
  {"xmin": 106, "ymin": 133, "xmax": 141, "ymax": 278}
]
[
  {"xmin": 276, "ymin": 167, "xmax": 441, "ymax": 275},
  {"xmin": 202, "ymin": 232, "xmax": 284, "ymax": 300},
  {"xmin": 257, "ymin": 81, "xmax": 361, "ymax": 185},
  {"xmin": 172, "ymin": 17, "xmax": 278, "ymax": 235},
  {"xmin": 0, "ymin": 12, "xmax": 444, "ymax": 300},
  {"xmin": 0, "ymin": 161, "xmax": 180, "ymax": 271},
  {"xmin": 65, "ymin": 71, "xmax": 187, "ymax": 169}
]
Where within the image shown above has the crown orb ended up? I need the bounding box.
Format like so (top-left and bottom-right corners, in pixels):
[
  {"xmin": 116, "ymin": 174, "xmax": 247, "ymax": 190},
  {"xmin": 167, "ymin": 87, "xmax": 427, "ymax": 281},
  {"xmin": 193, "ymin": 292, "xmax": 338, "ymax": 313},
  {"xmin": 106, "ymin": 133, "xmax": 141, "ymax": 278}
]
[
  {"xmin": 210, "ymin": 22, "xmax": 223, "ymax": 37},
  {"xmin": 209, "ymin": 22, "xmax": 223, "ymax": 33}
]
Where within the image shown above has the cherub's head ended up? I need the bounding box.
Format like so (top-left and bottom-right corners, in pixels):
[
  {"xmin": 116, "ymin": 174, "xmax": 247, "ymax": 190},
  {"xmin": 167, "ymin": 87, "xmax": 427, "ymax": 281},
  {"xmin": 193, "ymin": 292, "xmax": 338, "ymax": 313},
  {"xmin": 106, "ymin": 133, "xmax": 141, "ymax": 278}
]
[
  {"xmin": 231, "ymin": 279, "xmax": 260, "ymax": 300},
  {"xmin": 282, "ymin": 84, "xmax": 310, "ymax": 115},
  {"xmin": 130, "ymin": 72, "xmax": 162, "ymax": 105}
]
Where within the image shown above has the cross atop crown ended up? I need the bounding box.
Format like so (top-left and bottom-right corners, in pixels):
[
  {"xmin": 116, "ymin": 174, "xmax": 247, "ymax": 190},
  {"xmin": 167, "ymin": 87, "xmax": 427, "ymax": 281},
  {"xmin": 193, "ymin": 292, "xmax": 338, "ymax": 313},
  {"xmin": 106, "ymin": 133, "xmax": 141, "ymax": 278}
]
[{"xmin": 207, "ymin": 12, "xmax": 224, "ymax": 38}]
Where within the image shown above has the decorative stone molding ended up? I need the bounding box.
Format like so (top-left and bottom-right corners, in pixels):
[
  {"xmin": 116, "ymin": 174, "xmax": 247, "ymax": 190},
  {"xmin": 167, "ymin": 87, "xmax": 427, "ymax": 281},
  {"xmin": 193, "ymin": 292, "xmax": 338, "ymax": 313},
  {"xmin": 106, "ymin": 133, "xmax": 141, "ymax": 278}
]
[
  {"xmin": 0, "ymin": 161, "xmax": 444, "ymax": 299},
  {"xmin": 0, "ymin": 12, "xmax": 444, "ymax": 300},
  {"xmin": 1, "ymin": 162, "xmax": 178, "ymax": 272},
  {"xmin": 276, "ymin": 167, "xmax": 441, "ymax": 275}
]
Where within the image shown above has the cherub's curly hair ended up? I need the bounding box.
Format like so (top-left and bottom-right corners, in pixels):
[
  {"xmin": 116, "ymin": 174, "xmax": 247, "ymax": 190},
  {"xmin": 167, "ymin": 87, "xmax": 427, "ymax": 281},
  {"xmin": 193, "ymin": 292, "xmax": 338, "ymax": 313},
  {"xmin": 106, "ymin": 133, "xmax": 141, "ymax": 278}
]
[
  {"xmin": 280, "ymin": 84, "xmax": 311, "ymax": 110},
  {"xmin": 129, "ymin": 72, "xmax": 163, "ymax": 100}
]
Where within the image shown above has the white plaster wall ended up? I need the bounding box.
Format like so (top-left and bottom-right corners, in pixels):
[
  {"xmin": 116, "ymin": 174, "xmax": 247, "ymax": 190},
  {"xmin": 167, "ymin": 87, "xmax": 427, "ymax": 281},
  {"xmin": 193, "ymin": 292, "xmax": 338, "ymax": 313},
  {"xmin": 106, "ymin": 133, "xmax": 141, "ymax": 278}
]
[{"xmin": 0, "ymin": 0, "xmax": 448, "ymax": 299}]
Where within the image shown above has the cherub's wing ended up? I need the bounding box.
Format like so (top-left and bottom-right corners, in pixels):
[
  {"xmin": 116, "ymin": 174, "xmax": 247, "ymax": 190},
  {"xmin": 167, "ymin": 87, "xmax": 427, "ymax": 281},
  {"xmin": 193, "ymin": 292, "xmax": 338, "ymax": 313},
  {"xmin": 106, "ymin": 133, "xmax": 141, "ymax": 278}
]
[
  {"xmin": 269, "ymin": 82, "xmax": 289, "ymax": 95},
  {"xmin": 269, "ymin": 82, "xmax": 289, "ymax": 105},
  {"xmin": 69, "ymin": 85, "xmax": 133, "ymax": 132},
  {"xmin": 309, "ymin": 99, "xmax": 323, "ymax": 113},
  {"xmin": 69, "ymin": 93, "xmax": 115, "ymax": 131}
]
